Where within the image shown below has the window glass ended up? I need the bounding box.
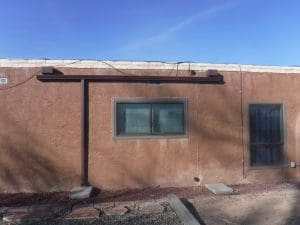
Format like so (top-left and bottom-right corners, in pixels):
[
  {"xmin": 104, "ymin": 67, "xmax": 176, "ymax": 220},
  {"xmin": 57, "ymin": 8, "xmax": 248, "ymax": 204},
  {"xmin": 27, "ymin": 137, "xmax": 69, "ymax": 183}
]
[
  {"xmin": 116, "ymin": 103, "xmax": 151, "ymax": 135},
  {"xmin": 152, "ymin": 103, "xmax": 184, "ymax": 134},
  {"xmin": 115, "ymin": 100, "xmax": 186, "ymax": 137}
]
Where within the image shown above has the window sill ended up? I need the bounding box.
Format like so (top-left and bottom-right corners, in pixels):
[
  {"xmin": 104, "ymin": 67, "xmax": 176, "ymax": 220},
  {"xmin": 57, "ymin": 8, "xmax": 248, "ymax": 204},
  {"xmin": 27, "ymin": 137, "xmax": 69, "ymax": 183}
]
[
  {"xmin": 248, "ymin": 164, "xmax": 290, "ymax": 170},
  {"xmin": 113, "ymin": 134, "xmax": 188, "ymax": 140}
]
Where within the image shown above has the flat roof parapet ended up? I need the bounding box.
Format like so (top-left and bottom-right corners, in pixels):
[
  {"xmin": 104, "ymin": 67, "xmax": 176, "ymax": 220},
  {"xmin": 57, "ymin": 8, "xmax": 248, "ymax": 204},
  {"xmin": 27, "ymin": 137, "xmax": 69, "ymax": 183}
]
[{"xmin": 1, "ymin": 59, "xmax": 300, "ymax": 74}]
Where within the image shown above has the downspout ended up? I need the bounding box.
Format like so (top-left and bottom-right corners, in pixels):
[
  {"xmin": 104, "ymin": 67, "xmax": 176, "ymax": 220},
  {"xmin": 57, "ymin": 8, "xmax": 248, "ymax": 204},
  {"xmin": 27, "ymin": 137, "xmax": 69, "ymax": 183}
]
[{"xmin": 81, "ymin": 79, "xmax": 89, "ymax": 186}]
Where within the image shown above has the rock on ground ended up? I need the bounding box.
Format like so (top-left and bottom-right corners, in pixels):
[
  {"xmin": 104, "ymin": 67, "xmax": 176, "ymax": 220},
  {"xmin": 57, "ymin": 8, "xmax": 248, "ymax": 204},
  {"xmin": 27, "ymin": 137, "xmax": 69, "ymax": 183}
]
[
  {"xmin": 138, "ymin": 201, "xmax": 164, "ymax": 214},
  {"xmin": 66, "ymin": 205, "xmax": 99, "ymax": 219},
  {"xmin": 105, "ymin": 206, "xmax": 129, "ymax": 216}
]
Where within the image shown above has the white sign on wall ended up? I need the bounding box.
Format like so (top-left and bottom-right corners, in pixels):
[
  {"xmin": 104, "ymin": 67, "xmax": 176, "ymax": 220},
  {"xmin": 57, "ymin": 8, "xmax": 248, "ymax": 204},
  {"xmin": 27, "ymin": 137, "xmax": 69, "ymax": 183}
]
[{"xmin": 0, "ymin": 77, "xmax": 8, "ymax": 84}]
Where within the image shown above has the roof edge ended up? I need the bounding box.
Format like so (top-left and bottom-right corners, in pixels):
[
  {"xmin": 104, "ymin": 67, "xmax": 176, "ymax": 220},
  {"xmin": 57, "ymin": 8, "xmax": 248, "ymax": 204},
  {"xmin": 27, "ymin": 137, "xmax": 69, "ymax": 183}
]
[{"xmin": 1, "ymin": 59, "xmax": 300, "ymax": 74}]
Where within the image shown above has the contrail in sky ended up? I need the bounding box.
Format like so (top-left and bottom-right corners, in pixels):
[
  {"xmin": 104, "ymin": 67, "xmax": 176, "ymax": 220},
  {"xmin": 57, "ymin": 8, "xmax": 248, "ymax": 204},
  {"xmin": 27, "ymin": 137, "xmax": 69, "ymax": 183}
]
[{"xmin": 120, "ymin": 1, "xmax": 237, "ymax": 52}]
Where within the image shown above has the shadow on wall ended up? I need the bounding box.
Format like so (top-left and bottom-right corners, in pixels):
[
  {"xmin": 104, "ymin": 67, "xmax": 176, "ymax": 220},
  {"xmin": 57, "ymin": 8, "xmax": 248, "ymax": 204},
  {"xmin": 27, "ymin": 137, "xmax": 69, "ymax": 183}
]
[
  {"xmin": 0, "ymin": 112, "xmax": 78, "ymax": 193},
  {"xmin": 91, "ymin": 74, "xmax": 300, "ymax": 225},
  {"xmin": 94, "ymin": 78, "xmax": 243, "ymax": 189}
]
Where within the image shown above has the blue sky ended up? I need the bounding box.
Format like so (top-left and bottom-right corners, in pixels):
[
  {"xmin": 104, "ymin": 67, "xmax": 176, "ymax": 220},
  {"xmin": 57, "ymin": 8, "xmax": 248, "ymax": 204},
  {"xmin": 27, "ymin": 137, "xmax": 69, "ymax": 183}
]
[{"xmin": 0, "ymin": 0, "xmax": 300, "ymax": 65}]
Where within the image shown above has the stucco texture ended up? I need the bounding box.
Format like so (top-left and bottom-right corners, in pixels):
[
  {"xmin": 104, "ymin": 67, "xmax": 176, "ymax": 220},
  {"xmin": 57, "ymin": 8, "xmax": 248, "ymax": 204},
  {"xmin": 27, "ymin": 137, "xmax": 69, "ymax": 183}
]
[{"xmin": 0, "ymin": 66, "xmax": 299, "ymax": 192}]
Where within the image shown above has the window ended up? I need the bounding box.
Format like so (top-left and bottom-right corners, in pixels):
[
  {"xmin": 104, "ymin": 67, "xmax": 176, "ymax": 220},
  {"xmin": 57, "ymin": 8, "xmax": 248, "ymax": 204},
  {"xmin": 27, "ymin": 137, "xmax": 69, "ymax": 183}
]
[
  {"xmin": 249, "ymin": 103, "xmax": 284, "ymax": 166},
  {"xmin": 0, "ymin": 77, "xmax": 7, "ymax": 84},
  {"xmin": 115, "ymin": 99, "xmax": 186, "ymax": 137}
]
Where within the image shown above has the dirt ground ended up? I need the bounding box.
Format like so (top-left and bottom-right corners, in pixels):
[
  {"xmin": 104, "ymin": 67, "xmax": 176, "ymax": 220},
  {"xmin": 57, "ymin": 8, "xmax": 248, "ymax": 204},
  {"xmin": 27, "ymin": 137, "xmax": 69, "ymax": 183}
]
[
  {"xmin": 1, "ymin": 182, "xmax": 300, "ymax": 225},
  {"xmin": 190, "ymin": 182, "xmax": 300, "ymax": 225},
  {"xmin": 0, "ymin": 186, "xmax": 207, "ymax": 207},
  {"xmin": 0, "ymin": 182, "xmax": 291, "ymax": 207}
]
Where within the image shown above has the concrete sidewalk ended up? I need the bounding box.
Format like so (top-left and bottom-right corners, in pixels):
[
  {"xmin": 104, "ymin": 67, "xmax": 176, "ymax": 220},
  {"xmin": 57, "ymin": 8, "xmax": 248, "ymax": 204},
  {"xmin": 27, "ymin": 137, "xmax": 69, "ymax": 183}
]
[{"xmin": 190, "ymin": 186, "xmax": 300, "ymax": 225}]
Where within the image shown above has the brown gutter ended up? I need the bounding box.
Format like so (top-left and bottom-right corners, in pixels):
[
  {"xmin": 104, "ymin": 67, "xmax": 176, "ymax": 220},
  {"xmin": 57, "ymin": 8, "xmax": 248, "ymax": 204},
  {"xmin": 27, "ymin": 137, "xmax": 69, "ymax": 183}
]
[{"xmin": 36, "ymin": 74, "xmax": 224, "ymax": 84}]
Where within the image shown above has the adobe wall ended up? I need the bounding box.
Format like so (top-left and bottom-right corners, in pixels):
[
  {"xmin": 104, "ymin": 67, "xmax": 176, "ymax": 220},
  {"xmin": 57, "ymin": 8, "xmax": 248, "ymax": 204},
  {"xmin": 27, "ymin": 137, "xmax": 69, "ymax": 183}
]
[
  {"xmin": 243, "ymin": 72, "xmax": 300, "ymax": 182},
  {"xmin": 0, "ymin": 65, "xmax": 299, "ymax": 192}
]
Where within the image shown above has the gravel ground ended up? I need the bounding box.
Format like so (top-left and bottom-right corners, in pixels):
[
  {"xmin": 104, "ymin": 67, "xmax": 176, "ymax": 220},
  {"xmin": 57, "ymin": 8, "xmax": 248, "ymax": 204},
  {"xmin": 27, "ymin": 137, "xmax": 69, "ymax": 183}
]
[
  {"xmin": 0, "ymin": 201, "xmax": 183, "ymax": 225},
  {"xmin": 0, "ymin": 212, "xmax": 182, "ymax": 225},
  {"xmin": 1, "ymin": 182, "xmax": 296, "ymax": 208},
  {"xmin": 1, "ymin": 182, "xmax": 299, "ymax": 225}
]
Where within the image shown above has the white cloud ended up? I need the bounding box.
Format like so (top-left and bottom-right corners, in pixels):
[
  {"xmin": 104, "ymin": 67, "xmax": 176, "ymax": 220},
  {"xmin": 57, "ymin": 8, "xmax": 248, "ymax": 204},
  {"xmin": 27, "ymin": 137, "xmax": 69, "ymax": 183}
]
[{"xmin": 120, "ymin": 1, "xmax": 237, "ymax": 52}]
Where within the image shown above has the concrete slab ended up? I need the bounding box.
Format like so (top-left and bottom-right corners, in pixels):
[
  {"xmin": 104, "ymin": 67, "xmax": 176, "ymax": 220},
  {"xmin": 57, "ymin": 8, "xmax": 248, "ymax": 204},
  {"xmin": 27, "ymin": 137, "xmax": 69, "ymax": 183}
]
[
  {"xmin": 66, "ymin": 206, "xmax": 99, "ymax": 219},
  {"xmin": 139, "ymin": 201, "xmax": 164, "ymax": 214},
  {"xmin": 3, "ymin": 211, "xmax": 54, "ymax": 222},
  {"xmin": 205, "ymin": 183, "xmax": 233, "ymax": 194},
  {"xmin": 168, "ymin": 194, "xmax": 200, "ymax": 225},
  {"xmin": 105, "ymin": 206, "xmax": 128, "ymax": 216},
  {"xmin": 29, "ymin": 204, "xmax": 52, "ymax": 212},
  {"xmin": 6, "ymin": 206, "xmax": 30, "ymax": 213},
  {"xmin": 73, "ymin": 203, "xmax": 93, "ymax": 209},
  {"xmin": 94, "ymin": 202, "xmax": 115, "ymax": 210},
  {"xmin": 69, "ymin": 186, "xmax": 93, "ymax": 199},
  {"xmin": 114, "ymin": 201, "xmax": 135, "ymax": 209}
]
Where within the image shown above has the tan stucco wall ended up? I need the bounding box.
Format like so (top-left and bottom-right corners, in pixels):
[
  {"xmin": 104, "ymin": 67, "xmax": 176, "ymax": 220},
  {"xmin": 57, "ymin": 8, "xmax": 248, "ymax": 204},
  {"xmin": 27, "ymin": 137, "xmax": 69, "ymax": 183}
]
[
  {"xmin": 0, "ymin": 65, "xmax": 299, "ymax": 192},
  {"xmin": 242, "ymin": 72, "xmax": 300, "ymax": 182}
]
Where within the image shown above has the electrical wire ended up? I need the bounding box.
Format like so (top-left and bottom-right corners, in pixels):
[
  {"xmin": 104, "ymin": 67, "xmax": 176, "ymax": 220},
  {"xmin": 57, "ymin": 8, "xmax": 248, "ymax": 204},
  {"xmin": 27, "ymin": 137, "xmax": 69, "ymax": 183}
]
[
  {"xmin": 0, "ymin": 71, "xmax": 38, "ymax": 91},
  {"xmin": 0, "ymin": 60, "xmax": 82, "ymax": 91},
  {"xmin": 168, "ymin": 63, "xmax": 178, "ymax": 76},
  {"xmin": 98, "ymin": 61, "xmax": 138, "ymax": 76},
  {"xmin": 98, "ymin": 60, "xmax": 188, "ymax": 77},
  {"xmin": 0, "ymin": 59, "xmax": 191, "ymax": 91},
  {"xmin": 239, "ymin": 64, "xmax": 246, "ymax": 179}
]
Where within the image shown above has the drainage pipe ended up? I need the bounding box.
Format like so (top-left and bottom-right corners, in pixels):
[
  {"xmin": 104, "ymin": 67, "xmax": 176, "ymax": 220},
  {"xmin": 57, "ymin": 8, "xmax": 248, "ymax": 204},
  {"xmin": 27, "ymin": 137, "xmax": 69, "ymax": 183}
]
[{"xmin": 81, "ymin": 79, "xmax": 89, "ymax": 186}]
